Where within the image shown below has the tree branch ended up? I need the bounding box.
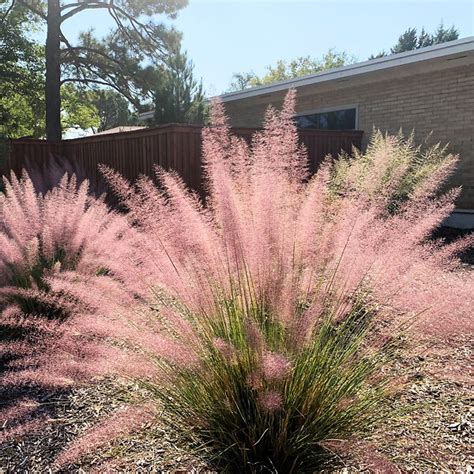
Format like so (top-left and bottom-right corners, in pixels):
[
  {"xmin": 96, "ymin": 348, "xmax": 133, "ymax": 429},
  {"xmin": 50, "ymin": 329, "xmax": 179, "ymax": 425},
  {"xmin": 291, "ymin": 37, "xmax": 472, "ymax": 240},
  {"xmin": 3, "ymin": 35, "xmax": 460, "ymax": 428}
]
[
  {"xmin": 60, "ymin": 77, "xmax": 136, "ymax": 104},
  {"xmin": 61, "ymin": 50, "xmax": 137, "ymax": 98},
  {"xmin": 60, "ymin": 0, "xmax": 167, "ymax": 56},
  {"xmin": 60, "ymin": 46, "xmax": 124, "ymax": 67},
  {"xmin": 60, "ymin": 1, "xmax": 114, "ymax": 22}
]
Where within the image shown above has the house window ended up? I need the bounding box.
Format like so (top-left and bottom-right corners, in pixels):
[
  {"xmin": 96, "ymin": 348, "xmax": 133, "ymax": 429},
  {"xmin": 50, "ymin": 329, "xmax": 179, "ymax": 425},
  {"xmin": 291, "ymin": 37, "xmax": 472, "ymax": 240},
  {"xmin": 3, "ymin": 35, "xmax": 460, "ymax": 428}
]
[{"xmin": 295, "ymin": 107, "xmax": 357, "ymax": 130}]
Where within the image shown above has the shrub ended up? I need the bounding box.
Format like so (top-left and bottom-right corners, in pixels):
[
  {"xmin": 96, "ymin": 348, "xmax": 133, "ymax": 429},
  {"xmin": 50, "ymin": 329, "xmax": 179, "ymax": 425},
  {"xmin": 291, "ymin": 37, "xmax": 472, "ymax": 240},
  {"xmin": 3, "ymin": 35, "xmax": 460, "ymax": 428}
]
[{"xmin": 54, "ymin": 91, "xmax": 472, "ymax": 471}]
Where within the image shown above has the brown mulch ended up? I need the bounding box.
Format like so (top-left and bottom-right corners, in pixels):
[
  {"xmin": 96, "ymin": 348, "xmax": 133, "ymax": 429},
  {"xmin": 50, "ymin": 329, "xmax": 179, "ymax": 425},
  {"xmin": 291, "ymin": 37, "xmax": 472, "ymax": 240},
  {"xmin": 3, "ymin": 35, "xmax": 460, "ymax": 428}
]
[
  {"xmin": 1, "ymin": 333, "xmax": 471, "ymax": 473},
  {"xmin": 337, "ymin": 334, "xmax": 473, "ymax": 472},
  {"xmin": 0, "ymin": 379, "xmax": 208, "ymax": 473}
]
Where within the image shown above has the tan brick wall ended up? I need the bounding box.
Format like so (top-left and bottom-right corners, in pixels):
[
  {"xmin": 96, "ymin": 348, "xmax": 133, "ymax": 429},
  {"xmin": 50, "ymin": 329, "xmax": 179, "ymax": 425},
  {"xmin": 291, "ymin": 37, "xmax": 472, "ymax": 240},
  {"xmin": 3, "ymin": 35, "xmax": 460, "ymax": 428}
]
[{"xmin": 223, "ymin": 65, "xmax": 474, "ymax": 209}]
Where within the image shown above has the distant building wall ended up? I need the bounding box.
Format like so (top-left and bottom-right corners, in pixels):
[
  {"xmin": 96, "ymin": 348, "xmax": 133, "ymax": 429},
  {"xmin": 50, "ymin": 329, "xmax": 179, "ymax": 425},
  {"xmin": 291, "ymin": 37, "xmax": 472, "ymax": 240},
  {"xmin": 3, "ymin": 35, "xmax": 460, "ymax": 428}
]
[{"xmin": 223, "ymin": 64, "xmax": 474, "ymax": 209}]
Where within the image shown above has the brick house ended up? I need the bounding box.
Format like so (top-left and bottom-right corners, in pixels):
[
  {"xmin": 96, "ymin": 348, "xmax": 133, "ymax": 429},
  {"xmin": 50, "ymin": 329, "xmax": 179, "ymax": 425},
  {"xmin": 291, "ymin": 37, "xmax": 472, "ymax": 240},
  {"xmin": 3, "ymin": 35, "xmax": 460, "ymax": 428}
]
[{"xmin": 219, "ymin": 37, "xmax": 474, "ymax": 228}]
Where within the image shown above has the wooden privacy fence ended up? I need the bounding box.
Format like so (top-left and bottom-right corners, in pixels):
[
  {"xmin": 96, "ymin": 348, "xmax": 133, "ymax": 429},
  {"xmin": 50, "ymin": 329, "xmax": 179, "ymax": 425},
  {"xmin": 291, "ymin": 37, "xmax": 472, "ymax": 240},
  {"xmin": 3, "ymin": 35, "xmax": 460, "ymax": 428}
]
[{"xmin": 3, "ymin": 124, "xmax": 363, "ymax": 195}]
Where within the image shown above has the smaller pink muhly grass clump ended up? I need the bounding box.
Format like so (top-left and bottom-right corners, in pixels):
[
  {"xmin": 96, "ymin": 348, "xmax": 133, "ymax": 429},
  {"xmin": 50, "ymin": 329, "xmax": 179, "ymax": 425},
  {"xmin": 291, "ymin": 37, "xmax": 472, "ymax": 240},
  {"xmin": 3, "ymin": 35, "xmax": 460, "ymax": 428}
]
[
  {"xmin": 0, "ymin": 172, "xmax": 136, "ymax": 447},
  {"xmin": 0, "ymin": 171, "xmax": 131, "ymax": 318}
]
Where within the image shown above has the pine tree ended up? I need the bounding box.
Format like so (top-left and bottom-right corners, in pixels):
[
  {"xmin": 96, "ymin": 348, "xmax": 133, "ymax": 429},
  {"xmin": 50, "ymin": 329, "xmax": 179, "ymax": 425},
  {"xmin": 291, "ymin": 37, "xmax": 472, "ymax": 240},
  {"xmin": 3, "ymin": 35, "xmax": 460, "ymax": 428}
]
[
  {"xmin": 370, "ymin": 24, "xmax": 459, "ymax": 59},
  {"xmin": 153, "ymin": 49, "xmax": 206, "ymax": 125},
  {"xmin": 432, "ymin": 24, "xmax": 459, "ymax": 43},
  {"xmin": 417, "ymin": 27, "xmax": 434, "ymax": 48},
  {"xmin": 391, "ymin": 27, "xmax": 418, "ymax": 54}
]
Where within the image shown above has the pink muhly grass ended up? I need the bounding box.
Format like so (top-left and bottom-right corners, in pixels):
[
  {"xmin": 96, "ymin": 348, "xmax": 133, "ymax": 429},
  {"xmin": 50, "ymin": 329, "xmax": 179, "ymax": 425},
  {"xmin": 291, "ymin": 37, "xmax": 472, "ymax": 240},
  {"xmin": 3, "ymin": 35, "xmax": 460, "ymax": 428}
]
[
  {"xmin": 0, "ymin": 166, "xmax": 133, "ymax": 444},
  {"xmin": 23, "ymin": 154, "xmax": 108, "ymax": 198},
  {"xmin": 122, "ymin": 109, "xmax": 465, "ymax": 344},
  {"xmin": 213, "ymin": 337, "xmax": 236, "ymax": 361},
  {"xmin": 0, "ymin": 171, "xmax": 131, "ymax": 318},
  {"xmin": 50, "ymin": 90, "xmax": 472, "ymax": 471}
]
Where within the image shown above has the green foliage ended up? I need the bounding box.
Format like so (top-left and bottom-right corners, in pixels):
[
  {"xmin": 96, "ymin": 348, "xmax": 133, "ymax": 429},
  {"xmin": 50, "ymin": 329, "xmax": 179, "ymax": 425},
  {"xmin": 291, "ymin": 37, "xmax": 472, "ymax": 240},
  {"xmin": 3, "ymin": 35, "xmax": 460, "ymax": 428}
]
[
  {"xmin": 61, "ymin": 85, "xmax": 100, "ymax": 133},
  {"xmin": 152, "ymin": 49, "xmax": 207, "ymax": 125},
  {"xmin": 3, "ymin": 0, "xmax": 188, "ymax": 137},
  {"xmin": 390, "ymin": 27, "xmax": 418, "ymax": 54},
  {"xmin": 92, "ymin": 90, "xmax": 138, "ymax": 132},
  {"xmin": 228, "ymin": 49, "xmax": 355, "ymax": 91},
  {"xmin": 431, "ymin": 24, "xmax": 459, "ymax": 44},
  {"xmin": 55, "ymin": 0, "xmax": 187, "ymax": 103},
  {"xmin": 0, "ymin": 6, "xmax": 45, "ymax": 138},
  {"xmin": 370, "ymin": 24, "xmax": 459, "ymax": 59},
  {"xmin": 0, "ymin": 6, "xmax": 105, "ymax": 137}
]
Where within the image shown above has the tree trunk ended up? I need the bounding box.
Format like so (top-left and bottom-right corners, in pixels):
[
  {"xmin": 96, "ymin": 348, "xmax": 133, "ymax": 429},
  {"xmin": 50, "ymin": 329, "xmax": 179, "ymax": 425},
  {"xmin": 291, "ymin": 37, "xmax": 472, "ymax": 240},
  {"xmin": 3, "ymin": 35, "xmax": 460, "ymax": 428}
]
[{"xmin": 45, "ymin": 0, "xmax": 62, "ymax": 141}]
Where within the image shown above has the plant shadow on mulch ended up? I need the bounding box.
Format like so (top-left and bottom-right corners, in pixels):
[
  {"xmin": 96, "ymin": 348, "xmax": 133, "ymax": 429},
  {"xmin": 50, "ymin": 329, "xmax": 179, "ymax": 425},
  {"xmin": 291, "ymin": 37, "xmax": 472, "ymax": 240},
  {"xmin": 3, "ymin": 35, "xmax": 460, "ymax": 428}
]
[
  {"xmin": 0, "ymin": 321, "xmax": 77, "ymax": 471},
  {"xmin": 0, "ymin": 372, "xmax": 360, "ymax": 473},
  {"xmin": 0, "ymin": 377, "xmax": 209, "ymax": 473}
]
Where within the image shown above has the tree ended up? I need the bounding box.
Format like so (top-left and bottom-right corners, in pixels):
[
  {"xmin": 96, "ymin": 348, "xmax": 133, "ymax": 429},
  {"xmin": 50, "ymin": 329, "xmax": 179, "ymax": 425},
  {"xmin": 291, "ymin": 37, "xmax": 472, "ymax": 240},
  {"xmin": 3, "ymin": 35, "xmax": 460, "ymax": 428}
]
[
  {"xmin": 92, "ymin": 90, "xmax": 138, "ymax": 132},
  {"xmin": 153, "ymin": 49, "xmax": 206, "ymax": 125},
  {"xmin": 0, "ymin": 5, "xmax": 45, "ymax": 137},
  {"xmin": 432, "ymin": 24, "xmax": 459, "ymax": 44},
  {"xmin": 0, "ymin": 6, "xmax": 103, "ymax": 138},
  {"xmin": 228, "ymin": 50, "xmax": 355, "ymax": 92},
  {"xmin": 3, "ymin": 0, "xmax": 187, "ymax": 140},
  {"xmin": 61, "ymin": 85, "xmax": 100, "ymax": 133},
  {"xmin": 228, "ymin": 72, "xmax": 259, "ymax": 93},
  {"xmin": 390, "ymin": 27, "xmax": 418, "ymax": 54},
  {"xmin": 369, "ymin": 24, "xmax": 459, "ymax": 59}
]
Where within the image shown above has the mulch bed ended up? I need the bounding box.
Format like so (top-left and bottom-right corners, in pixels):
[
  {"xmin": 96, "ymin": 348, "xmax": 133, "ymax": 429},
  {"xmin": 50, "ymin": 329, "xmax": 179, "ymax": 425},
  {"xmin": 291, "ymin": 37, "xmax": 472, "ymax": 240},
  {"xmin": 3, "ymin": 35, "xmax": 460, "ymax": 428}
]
[
  {"xmin": 1, "ymin": 331, "xmax": 471, "ymax": 473},
  {"xmin": 0, "ymin": 379, "xmax": 208, "ymax": 472}
]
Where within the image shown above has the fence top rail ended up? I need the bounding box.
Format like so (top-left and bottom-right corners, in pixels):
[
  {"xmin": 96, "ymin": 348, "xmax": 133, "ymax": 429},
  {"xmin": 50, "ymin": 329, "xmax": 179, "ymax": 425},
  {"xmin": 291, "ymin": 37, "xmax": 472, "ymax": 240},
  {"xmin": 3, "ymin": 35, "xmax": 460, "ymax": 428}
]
[{"xmin": 9, "ymin": 125, "xmax": 364, "ymax": 146}]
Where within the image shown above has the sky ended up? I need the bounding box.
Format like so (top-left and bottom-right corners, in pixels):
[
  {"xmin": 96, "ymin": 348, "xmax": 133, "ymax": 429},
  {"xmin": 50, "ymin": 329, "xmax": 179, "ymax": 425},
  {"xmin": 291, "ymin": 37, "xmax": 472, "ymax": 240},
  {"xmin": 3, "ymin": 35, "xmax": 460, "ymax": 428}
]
[{"xmin": 60, "ymin": 0, "xmax": 474, "ymax": 96}]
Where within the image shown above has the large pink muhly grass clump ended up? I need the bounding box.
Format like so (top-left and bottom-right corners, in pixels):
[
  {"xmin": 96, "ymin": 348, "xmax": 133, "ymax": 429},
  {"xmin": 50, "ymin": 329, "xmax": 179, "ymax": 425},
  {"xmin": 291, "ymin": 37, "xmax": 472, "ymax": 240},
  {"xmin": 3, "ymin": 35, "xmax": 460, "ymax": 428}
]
[{"xmin": 54, "ymin": 90, "xmax": 472, "ymax": 470}]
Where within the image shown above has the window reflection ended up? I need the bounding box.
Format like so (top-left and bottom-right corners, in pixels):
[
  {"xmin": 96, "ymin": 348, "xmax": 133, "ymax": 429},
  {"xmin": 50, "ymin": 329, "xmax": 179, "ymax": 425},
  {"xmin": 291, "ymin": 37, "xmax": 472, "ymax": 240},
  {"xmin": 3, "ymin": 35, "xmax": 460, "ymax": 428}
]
[{"xmin": 296, "ymin": 108, "xmax": 356, "ymax": 130}]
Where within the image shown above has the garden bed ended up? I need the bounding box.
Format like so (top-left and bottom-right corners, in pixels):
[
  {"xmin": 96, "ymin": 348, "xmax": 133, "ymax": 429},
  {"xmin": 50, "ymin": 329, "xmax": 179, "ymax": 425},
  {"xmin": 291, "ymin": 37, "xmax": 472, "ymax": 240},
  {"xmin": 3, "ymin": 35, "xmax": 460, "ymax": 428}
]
[{"xmin": 1, "ymin": 332, "xmax": 471, "ymax": 472}]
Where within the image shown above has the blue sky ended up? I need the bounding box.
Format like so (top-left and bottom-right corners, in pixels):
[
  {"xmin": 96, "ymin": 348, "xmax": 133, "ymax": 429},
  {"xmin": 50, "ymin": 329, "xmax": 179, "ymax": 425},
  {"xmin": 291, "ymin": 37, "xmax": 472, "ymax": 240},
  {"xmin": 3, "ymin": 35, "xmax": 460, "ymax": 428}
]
[{"xmin": 60, "ymin": 0, "xmax": 474, "ymax": 95}]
